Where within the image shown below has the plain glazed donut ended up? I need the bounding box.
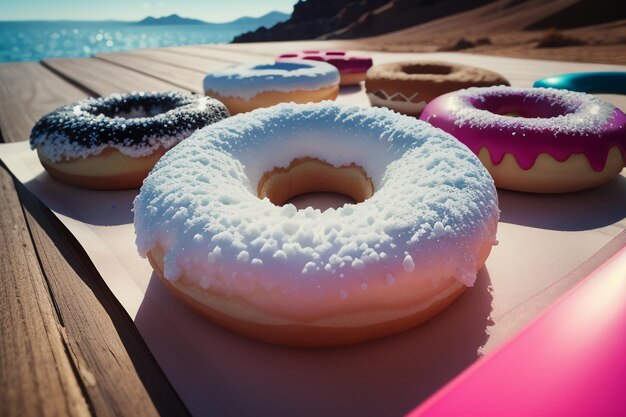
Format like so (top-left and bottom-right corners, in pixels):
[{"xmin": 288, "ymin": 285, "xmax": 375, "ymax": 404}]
[
  {"xmin": 420, "ymin": 86, "xmax": 626, "ymax": 193},
  {"xmin": 365, "ymin": 61, "xmax": 509, "ymax": 116},
  {"xmin": 30, "ymin": 91, "xmax": 229, "ymax": 190},
  {"xmin": 277, "ymin": 50, "xmax": 373, "ymax": 85},
  {"xmin": 134, "ymin": 102, "xmax": 499, "ymax": 346},
  {"xmin": 203, "ymin": 60, "xmax": 340, "ymax": 115}
]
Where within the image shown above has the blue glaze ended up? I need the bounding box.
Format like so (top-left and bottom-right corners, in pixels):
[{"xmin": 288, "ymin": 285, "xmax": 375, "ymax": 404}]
[
  {"xmin": 203, "ymin": 59, "xmax": 340, "ymax": 100},
  {"xmin": 252, "ymin": 62, "xmax": 311, "ymax": 71},
  {"xmin": 533, "ymin": 72, "xmax": 626, "ymax": 94}
]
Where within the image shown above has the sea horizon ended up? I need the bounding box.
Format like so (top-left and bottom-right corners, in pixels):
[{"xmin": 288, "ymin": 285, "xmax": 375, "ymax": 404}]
[{"xmin": 0, "ymin": 13, "xmax": 288, "ymax": 63}]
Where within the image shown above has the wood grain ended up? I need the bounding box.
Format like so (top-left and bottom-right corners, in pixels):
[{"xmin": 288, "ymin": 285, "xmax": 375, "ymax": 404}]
[
  {"xmin": 0, "ymin": 62, "xmax": 87, "ymax": 143},
  {"xmin": 0, "ymin": 165, "xmax": 90, "ymax": 417},
  {"xmin": 0, "ymin": 60, "xmax": 189, "ymax": 416},
  {"xmin": 95, "ymin": 53, "xmax": 205, "ymax": 93},
  {"xmin": 171, "ymin": 44, "xmax": 276, "ymax": 61},
  {"xmin": 16, "ymin": 179, "xmax": 190, "ymax": 417},
  {"xmin": 43, "ymin": 58, "xmax": 186, "ymax": 96},
  {"xmin": 132, "ymin": 48, "xmax": 238, "ymax": 71}
]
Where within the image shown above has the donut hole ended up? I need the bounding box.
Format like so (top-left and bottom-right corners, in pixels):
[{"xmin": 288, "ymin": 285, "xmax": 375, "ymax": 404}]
[
  {"xmin": 89, "ymin": 95, "xmax": 182, "ymax": 119},
  {"xmin": 473, "ymin": 94, "xmax": 574, "ymax": 118},
  {"xmin": 253, "ymin": 62, "xmax": 311, "ymax": 72},
  {"xmin": 257, "ymin": 158, "xmax": 374, "ymax": 208},
  {"xmin": 401, "ymin": 63, "xmax": 453, "ymax": 75},
  {"xmin": 287, "ymin": 193, "xmax": 355, "ymax": 210}
]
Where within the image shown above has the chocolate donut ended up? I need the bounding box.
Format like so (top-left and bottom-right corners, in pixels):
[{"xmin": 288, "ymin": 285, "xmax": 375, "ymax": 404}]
[{"xmin": 365, "ymin": 61, "xmax": 509, "ymax": 116}]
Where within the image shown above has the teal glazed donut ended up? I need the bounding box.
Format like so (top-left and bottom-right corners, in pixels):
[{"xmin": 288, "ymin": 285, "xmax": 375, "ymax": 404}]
[{"xmin": 533, "ymin": 72, "xmax": 626, "ymax": 94}]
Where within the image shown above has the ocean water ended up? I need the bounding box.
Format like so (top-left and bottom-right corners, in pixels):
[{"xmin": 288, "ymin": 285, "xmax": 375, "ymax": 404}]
[{"xmin": 0, "ymin": 21, "xmax": 251, "ymax": 62}]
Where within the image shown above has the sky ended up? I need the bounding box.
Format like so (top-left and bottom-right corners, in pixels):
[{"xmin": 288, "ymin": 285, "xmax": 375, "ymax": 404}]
[{"xmin": 0, "ymin": 0, "xmax": 298, "ymax": 22}]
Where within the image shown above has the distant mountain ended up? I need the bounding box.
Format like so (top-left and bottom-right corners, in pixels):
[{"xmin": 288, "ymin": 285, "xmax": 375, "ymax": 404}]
[
  {"xmin": 230, "ymin": 11, "xmax": 289, "ymax": 27},
  {"xmin": 137, "ymin": 14, "xmax": 207, "ymax": 25},
  {"xmin": 136, "ymin": 11, "xmax": 289, "ymax": 28}
]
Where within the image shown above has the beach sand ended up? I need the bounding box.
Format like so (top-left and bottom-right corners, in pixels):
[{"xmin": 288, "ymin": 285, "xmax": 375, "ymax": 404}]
[{"xmin": 353, "ymin": 0, "xmax": 626, "ymax": 66}]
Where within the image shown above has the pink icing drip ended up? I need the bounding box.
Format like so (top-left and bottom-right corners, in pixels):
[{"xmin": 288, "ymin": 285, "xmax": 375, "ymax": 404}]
[
  {"xmin": 420, "ymin": 91, "xmax": 626, "ymax": 171},
  {"xmin": 277, "ymin": 50, "xmax": 373, "ymax": 74}
]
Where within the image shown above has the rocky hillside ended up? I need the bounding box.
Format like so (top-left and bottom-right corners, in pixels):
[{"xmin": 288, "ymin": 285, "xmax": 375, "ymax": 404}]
[
  {"xmin": 233, "ymin": 0, "xmax": 498, "ymax": 42},
  {"xmin": 364, "ymin": 0, "xmax": 626, "ymax": 65},
  {"xmin": 232, "ymin": 0, "xmax": 626, "ymax": 43}
]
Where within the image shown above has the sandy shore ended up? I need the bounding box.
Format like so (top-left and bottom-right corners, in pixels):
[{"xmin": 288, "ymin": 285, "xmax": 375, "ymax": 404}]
[
  {"xmin": 365, "ymin": 27, "xmax": 626, "ymax": 66},
  {"xmin": 357, "ymin": 1, "xmax": 626, "ymax": 66}
]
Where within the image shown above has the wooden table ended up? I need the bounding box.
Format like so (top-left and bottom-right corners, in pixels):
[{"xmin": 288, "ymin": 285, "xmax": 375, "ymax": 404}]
[{"xmin": 1, "ymin": 41, "xmax": 625, "ymax": 417}]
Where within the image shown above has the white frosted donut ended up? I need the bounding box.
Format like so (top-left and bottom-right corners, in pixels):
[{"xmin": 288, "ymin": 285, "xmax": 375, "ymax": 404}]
[
  {"xmin": 134, "ymin": 102, "xmax": 499, "ymax": 346},
  {"xmin": 203, "ymin": 59, "xmax": 340, "ymax": 114}
]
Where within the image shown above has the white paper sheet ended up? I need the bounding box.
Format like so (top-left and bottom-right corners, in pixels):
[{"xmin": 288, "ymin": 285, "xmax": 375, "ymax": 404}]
[{"xmin": 2, "ymin": 139, "xmax": 625, "ymax": 417}]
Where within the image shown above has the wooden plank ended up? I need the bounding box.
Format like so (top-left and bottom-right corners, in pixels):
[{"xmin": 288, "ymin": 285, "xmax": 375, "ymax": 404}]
[
  {"xmin": 0, "ymin": 165, "xmax": 90, "ymax": 417},
  {"xmin": 169, "ymin": 40, "xmax": 626, "ymax": 102},
  {"xmin": 0, "ymin": 62, "xmax": 87, "ymax": 143},
  {"xmin": 43, "ymin": 58, "xmax": 186, "ymax": 96},
  {"xmin": 95, "ymin": 53, "xmax": 204, "ymax": 93},
  {"xmin": 15, "ymin": 179, "xmax": 190, "ymax": 417},
  {"xmin": 181, "ymin": 44, "xmax": 277, "ymax": 58},
  {"xmin": 131, "ymin": 48, "xmax": 238, "ymax": 72},
  {"xmin": 115, "ymin": 43, "xmax": 626, "ymax": 111},
  {"xmin": 171, "ymin": 44, "xmax": 275, "ymax": 63},
  {"xmin": 170, "ymin": 41, "xmax": 363, "ymax": 63},
  {"xmin": 0, "ymin": 60, "xmax": 189, "ymax": 416}
]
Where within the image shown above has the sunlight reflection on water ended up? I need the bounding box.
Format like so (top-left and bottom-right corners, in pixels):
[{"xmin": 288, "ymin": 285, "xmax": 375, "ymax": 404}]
[{"xmin": 0, "ymin": 21, "xmax": 248, "ymax": 62}]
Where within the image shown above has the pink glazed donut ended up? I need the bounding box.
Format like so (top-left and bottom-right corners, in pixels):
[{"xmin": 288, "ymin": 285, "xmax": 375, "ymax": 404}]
[
  {"xmin": 421, "ymin": 86, "xmax": 626, "ymax": 193},
  {"xmin": 277, "ymin": 50, "xmax": 373, "ymax": 85}
]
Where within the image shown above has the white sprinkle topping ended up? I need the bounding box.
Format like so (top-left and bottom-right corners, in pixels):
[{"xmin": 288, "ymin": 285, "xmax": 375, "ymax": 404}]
[
  {"xmin": 273, "ymin": 250, "xmax": 287, "ymax": 260},
  {"xmin": 133, "ymin": 102, "xmax": 499, "ymax": 307},
  {"xmin": 402, "ymin": 254, "xmax": 415, "ymax": 273},
  {"xmin": 237, "ymin": 251, "xmax": 249, "ymax": 263},
  {"xmin": 351, "ymin": 259, "xmax": 365, "ymax": 270},
  {"xmin": 450, "ymin": 86, "xmax": 615, "ymax": 136},
  {"xmin": 207, "ymin": 246, "xmax": 222, "ymax": 263}
]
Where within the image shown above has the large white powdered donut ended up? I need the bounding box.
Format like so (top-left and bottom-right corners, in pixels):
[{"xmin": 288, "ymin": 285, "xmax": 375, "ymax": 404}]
[{"xmin": 134, "ymin": 102, "xmax": 499, "ymax": 346}]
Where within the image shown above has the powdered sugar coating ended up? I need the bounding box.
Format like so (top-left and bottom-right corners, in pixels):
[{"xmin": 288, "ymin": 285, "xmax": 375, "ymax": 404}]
[
  {"xmin": 421, "ymin": 86, "xmax": 626, "ymax": 170},
  {"xmin": 447, "ymin": 86, "xmax": 615, "ymax": 135},
  {"xmin": 30, "ymin": 91, "xmax": 229, "ymax": 162},
  {"xmin": 134, "ymin": 102, "xmax": 499, "ymax": 319},
  {"xmin": 202, "ymin": 59, "xmax": 340, "ymax": 100}
]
